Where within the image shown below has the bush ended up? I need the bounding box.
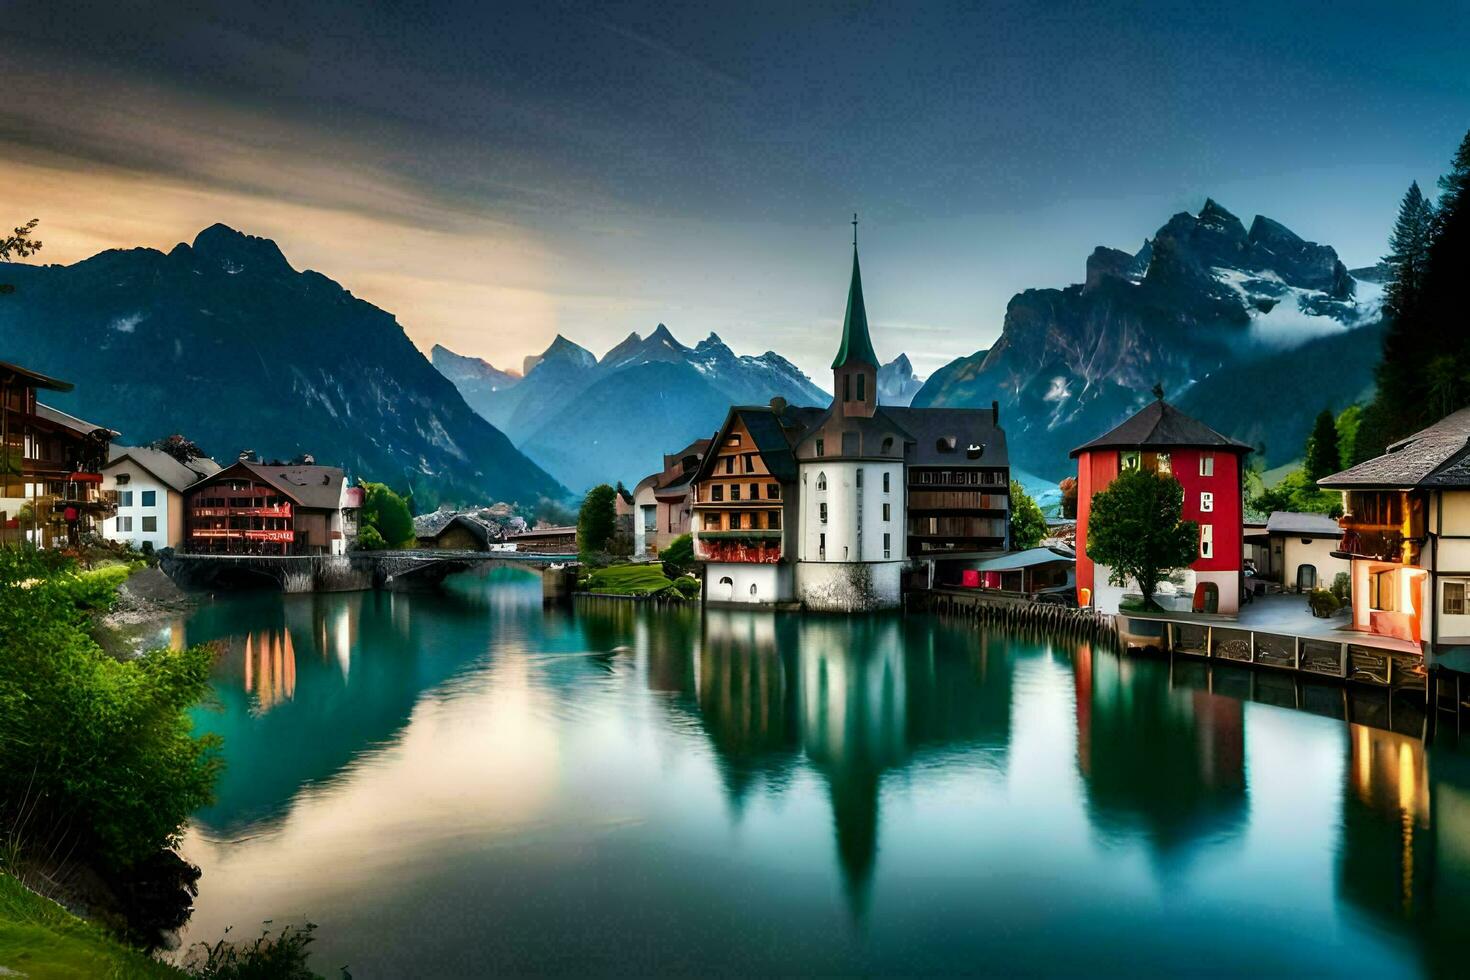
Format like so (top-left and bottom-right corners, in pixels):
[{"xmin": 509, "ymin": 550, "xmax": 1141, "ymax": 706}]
[
  {"xmin": 661, "ymin": 533, "xmax": 694, "ymax": 575},
  {"xmin": 0, "ymin": 548, "xmax": 220, "ymax": 872},
  {"xmin": 1308, "ymin": 588, "xmax": 1340, "ymax": 618},
  {"xmin": 1331, "ymin": 571, "xmax": 1351, "ymax": 603},
  {"xmin": 359, "ymin": 482, "xmax": 415, "ymax": 548},
  {"xmin": 354, "ymin": 524, "xmax": 387, "ymax": 552},
  {"xmin": 672, "ymin": 576, "xmax": 701, "ymax": 599},
  {"xmin": 185, "ymin": 921, "xmax": 340, "ymax": 979}
]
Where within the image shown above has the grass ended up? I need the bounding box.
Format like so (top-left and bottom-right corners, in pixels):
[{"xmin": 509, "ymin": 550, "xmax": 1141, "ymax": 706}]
[
  {"xmin": 0, "ymin": 871, "xmax": 183, "ymax": 979},
  {"xmin": 582, "ymin": 563, "xmax": 677, "ymax": 595}
]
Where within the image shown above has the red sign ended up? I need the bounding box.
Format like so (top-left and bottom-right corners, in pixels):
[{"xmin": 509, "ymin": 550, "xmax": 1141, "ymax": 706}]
[
  {"xmin": 68, "ymin": 472, "xmax": 104, "ymax": 483},
  {"xmin": 243, "ymin": 529, "xmax": 295, "ymax": 542},
  {"xmin": 63, "ymin": 506, "xmax": 79, "ymax": 523}
]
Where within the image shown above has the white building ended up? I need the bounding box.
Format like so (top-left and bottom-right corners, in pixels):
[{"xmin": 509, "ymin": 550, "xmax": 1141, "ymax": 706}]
[{"xmin": 101, "ymin": 446, "xmax": 219, "ymax": 551}]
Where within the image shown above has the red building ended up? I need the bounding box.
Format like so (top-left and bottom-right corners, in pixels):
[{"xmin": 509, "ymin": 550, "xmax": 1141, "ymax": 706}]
[
  {"xmin": 185, "ymin": 459, "xmax": 362, "ymax": 555},
  {"xmin": 1072, "ymin": 399, "xmax": 1250, "ymax": 615}
]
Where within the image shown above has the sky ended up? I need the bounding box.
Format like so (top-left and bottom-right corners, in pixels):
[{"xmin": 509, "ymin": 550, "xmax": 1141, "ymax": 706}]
[{"xmin": 2, "ymin": 0, "xmax": 1467, "ymax": 383}]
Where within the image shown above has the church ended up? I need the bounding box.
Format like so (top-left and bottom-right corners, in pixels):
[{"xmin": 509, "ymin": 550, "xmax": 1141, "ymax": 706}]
[{"xmin": 690, "ymin": 233, "xmax": 1011, "ymax": 611}]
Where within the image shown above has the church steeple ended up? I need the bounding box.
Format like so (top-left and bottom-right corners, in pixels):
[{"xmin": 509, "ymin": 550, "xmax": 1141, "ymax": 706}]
[{"xmin": 832, "ymin": 218, "xmax": 879, "ymax": 418}]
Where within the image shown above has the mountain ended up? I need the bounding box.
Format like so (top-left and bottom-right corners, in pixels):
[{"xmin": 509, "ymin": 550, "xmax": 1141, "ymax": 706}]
[
  {"xmin": 429, "ymin": 344, "xmax": 521, "ymax": 428},
  {"xmin": 0, "ymin": 224, "xmax": 564, "ymax": 508},
  {"xmin": 877, "ymin": 354, "xmax": 924, "ymax": 406},
  {"xmin": 914, "ymin": 200, "xmax": 1384, "ymax": 478},
  {"xmin": 435, "ymin": 323, "xmax": 829, "ymax": 491}
]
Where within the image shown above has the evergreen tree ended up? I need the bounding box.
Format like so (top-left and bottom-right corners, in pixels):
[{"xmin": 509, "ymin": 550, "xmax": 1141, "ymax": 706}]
[
  {"xmin": 1421, "ymin": 129, "xmax": 1470, "ymax": 420},
  {"xmin": 1334, "ymin": 405, "xmax": 1362, "ymax": 469},
  {"xmin": 577, "ymin": 484, "xmax": 617, "ymax": 558},
  {"xmin": 1383, "ymin": 182, "xmax": 1435, "ymax": 322},
  {"xmin": 1370, "ymin": 181, "xmax": 1438, "ymax": 452},
  {"xmin": 1304, "ymin": 409, "xmax": 1341, "ymax": 482}
]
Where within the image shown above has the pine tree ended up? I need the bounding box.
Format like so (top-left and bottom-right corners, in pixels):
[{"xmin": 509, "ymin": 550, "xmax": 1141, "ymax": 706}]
[
  {"xmin": 1383, "ymin": 182, "xmax": 1435, "ymax": 323},
  {"xmin": 1304, "ymin": 410, "xmax": 1341, "ymax": 482}
]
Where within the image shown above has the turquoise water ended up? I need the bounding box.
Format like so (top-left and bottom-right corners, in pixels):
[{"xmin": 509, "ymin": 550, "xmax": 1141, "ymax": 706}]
[{"xmin": 164, "ymin": 569, "xmax": 1470, "ymax": 976}]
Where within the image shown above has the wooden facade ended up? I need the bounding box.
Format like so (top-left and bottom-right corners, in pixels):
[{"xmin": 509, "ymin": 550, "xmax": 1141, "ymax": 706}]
[{"xmin": 692, "ymin": 417, "xmax": 789, "ymax": 564}]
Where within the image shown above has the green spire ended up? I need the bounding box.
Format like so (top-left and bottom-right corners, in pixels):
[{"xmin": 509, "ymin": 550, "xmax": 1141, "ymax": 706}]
[{"xmin": 832, "ymin": 245, "xmax": 879, "ymax": 369}]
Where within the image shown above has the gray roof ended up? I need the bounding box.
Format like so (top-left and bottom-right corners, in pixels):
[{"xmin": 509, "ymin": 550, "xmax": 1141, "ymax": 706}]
[
  {"xmin": 414, "ymin": 512, "xmax": 496, "ymax": 546},
  {"xmin": 885, "ymin": 406, "xmax": 1009, "ymax": 467},
  {"xmin": 200, "ymin": 460, "xmax": 348, "ymax": 509},
  {"xmin": 1319, "ymin": 407, "xmax": 1470, "ymax": 490},
  {"xmin": 1070, "ymin": 399, "xmax": 1251, "ymax": 458},
  {"xmin": 975, "ymin": 547, "xmax": 1076, "ymax": 572},
  {"xmin": 34, "ymin": 402, "xmax": 119, "ymax": 438},
  {"xmin": 105, "ymin": 445, "xmax": 218, "ymax": 493},
  {"xmin": 694, "ymin": 404, "xmax": 822, "ymax": 483},
  {"xmin": 1265, "ymin": 510, "xmax": 1341, "ymax": 537}
]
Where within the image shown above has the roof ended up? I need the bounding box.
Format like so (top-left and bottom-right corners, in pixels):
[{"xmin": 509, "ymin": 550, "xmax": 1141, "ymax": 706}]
[
  {"xmin": 831, "ymin": 246, "xmax": 879, "ymax": 369},
  {"xmin": 414, "ymin": 512, "xmax": 495, "ymax": 547},
  {"xmin": 0, "ymin": 359, "xmax": 73, "ymax": 392},
  {"xmin": 199, "ymin": 459, "xmax": 349, "ymax": 509},
  {"xmin": 885, "ymin": 406, "xmax": 1009, "ymax": 467},
  {"xmin": 1318, "ymin": 407, "xmax": 1470, "ymax": 490},
  {"xmin": 1070, "ymin": 399, "xmax": 1252, "ymax": 457},
  {"xmin": 104, "ymin": 445, "xmax": 218, "ymax": 493},
  {"xmin": 794, "ymin": 407, "xmax": 913, "ymax": 462},
  {"xmin": 975, "ymin": 547, "xmax": 1076, "ymax": 572},
  {"xmin": 34, "ymin": 402, "xmax": 119, "ymax": 438},
  {"xmin": 1265, "ymin": 511, "xmax": 1342, "ymax": 537},
  {"xmin": 694, "ymin": 403, "xmax": 823, "ymax": 484},
  {"xmin": 511, "ymin": 524, "xmax": 576, "ymax": 538}
]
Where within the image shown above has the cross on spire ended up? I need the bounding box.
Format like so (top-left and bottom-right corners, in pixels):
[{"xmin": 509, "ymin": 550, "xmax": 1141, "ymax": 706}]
[{"xmin": 851, "ymin": 212, "xmax": 859, "ymax": 247}]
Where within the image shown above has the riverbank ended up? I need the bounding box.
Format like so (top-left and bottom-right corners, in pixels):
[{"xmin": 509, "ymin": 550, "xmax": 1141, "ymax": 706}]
[{"xmin": 0, "ymin": 870, "xmax": 183, "ymax": 978}]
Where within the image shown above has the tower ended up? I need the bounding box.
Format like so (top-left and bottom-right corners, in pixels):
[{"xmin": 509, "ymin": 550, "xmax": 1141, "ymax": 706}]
[{"xmin": 832, "ymin": 220, "xmax": 878, "ymax": 419}]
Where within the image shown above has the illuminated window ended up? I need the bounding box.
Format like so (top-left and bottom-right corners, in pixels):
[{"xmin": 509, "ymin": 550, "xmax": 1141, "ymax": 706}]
[
  {"xmin": 1200, "ymin": 491, "xmax": 1213, "ymax": 512},
  {"xmin": 1156, "ymin": 453, "xmax": 1171, "ymax": 474},
  {"xmin": 1445, "ymin": 581, "xmax": 1466, "ymax": 615},
  {"xmin": 1121, "ymin": 451, "xmax": 1140, "ymax": 471},
  {"xmin": 726, "ymin": 435, "xmax": 742, "ymax": 447},
  {"xmin": 1200, "ymin": 454, "xmax": 1215, "ymax": 477}
]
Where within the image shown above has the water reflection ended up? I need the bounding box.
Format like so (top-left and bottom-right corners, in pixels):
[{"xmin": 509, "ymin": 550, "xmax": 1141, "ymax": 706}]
[{"xmin": 168, "ymin": 579, "xmax": 1470, "ymax": 975}]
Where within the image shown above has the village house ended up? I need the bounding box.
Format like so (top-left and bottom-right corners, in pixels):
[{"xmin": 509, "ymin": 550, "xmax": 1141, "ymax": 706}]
[
  {"xmin": 1072, "ymin": 398, "xmax": 1251, "ymax": 615},
  {"xmin": 690, "ymin": 237, "xmax": 1010, "ymax": 611},
  {"xmin": 507, "ymin": 523, "xmax": 578, "ymax": 553},
  {"xmin": 101, "ymin": 445, "xmax": 220, "ymax": 551},
  {"xmin": 632, "ymin": 437, "xmax": 710, "ymax": 557},
  {"xmin": 1242, "ymin": 510, "xmax": 1350, "ymax": 595},
  {"xmin": 184, "ymin": 458, "xmax": 362, "ymax": 556},
  {"xmin": 1, "ymin": 359, "xmax": 117, "ymax": 547},
  {"xmin": 1319, "ymin": 407, "xmax": 1470, "ymax": 672}
]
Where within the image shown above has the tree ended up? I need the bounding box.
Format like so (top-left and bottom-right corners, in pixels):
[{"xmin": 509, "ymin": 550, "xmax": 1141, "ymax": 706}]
[
  {"xmin": 147, "ymin": 433, "xmax": 206, "ymax": 464},
  {"xmin": 0, "ymin": 218, "xmax": 42, "ymax": 295},
  {"xmin": 1058, "ymin": 476, "xmax": 1079, "ymax": 520},
  {"xmin": 661, "ymin": 533, "xmax": 694, "ymax": 575},
  {"xmin": 1009, "ymin": 480, "xmax": 1047, "ymax": 550},
  {"xmin": 1085, "ymin": 469, "xmax": 1198, "ymax": 611},
  {"xmin": 1250, "ymin": 469, "xmax": 1343, "ymax": 518},
  {"xmin": 577, "ymin": 484, "xmax": 617, "ymax": 558},
  {"xmin": 359, "ymin": 481, "xmax": 415, "ymax": 548},
  {"xmin": 1334, "ymin": 404, "xmax": 1362, "ymax": 468},
  {"xmin": 1304, "ymin": 410, "xmax": 1341, "ymax": 482}
]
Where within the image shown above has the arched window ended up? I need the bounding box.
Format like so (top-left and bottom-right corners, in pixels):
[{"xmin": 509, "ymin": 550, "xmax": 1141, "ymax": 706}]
[
  {"xmin": 816, "ymin": 472, "xmax": 827, "ymax": 491},
  {"xmin": 749, "ymin": 583, "xmax": 758, "ymax": 596},
  {"xmin": 881, "ymin": 437, "xmax": 893, "ymax": 454}
]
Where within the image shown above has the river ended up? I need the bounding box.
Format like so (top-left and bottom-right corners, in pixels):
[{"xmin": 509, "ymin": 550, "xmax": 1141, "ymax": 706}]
[{"xmin": 149, "ymin": 568, "xmax": 1470, "ymax": 976}]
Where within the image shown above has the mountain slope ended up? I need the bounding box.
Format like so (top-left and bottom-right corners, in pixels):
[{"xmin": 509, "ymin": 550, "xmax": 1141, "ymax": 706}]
[
  {"xmin": 429, "ymin": 344, "xmax": 521, "ymax": 429},
  {"xmin": 877, "ymin": 354, "xmax": 924, "ymax": 406},
  {"xmin": 435, "ymin": 322, "xmax": 829, "ymax": 491},
  {"xmin": 915, "ymin": 200, "xmax": 1382, "ymax": 477},
  {"xmin": 0, "ymin": 225, "xmax": 563, "ymax": 508}
]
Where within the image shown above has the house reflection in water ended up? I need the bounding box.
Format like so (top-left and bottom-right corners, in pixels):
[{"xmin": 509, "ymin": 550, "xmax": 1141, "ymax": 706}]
[
  {"xmin": 1072, "ymin": 645, "xmax": 1247, "ymax": 860},
  {"xmin": 694, "ymin": 611, "xmax": 1015, "ymax": 914}
]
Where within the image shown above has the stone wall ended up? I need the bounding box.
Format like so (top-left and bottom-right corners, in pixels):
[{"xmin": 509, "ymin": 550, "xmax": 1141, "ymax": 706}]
[{"xmin": 795, "ymin": 560, "xmax": 902, "ymax": 612}]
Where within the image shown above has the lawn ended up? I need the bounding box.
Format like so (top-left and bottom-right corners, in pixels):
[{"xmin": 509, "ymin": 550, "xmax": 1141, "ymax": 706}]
[
  {"xmin": 0, "ymin": 871, "xmax": 183, "ymax": 979},
  {"xmin": 582, "ymin": 564, "xmax": 698, "ymax": 598}
]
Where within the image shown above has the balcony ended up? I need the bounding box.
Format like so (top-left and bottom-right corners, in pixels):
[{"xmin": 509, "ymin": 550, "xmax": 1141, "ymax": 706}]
[
  {"xmin": 695, "ymin": 529, "xmax": 781, "ymax": 564},
  {"xmin": 1337, "ymin": 527, "xmax": 1419, "ymax": 565}
]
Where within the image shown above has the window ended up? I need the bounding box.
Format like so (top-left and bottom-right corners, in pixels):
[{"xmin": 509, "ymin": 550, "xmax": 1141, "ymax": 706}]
[
  {"xmin": 1121, "ymin": 451, "xmax": 1140, "ymax": 471},
  {"xmin": 816, "ymin": 472, "xmax": 827, "ymax": 491},
  {"xmin": 819, "ymin": 502, "xmax": 828, "ymax": 523},
  {"xmin": 766, "ymin": 483, "xmax": 780, "ymax": 499},
  {"xmin": 1200, "ymin": 491, "xmax": 1214, "ymax": 513},
  {"xmin": 856, "ymin": 469, "xmax": 863, "ymax": 488},
  {"xmin": 730, "ymin": 512, "xmax": 742, "ymax": 529},
  {"xmin": 844, "ymin": 374, "xmax": 851, "ymax": 401},
  {"xmin": 726, "ymin": 435, "xmax": 742, "ymax": 447},
  {"xmin": 724, "ymin": 457, "xmax": 734, "ymax": 474},
  {"xmin": 1199, "ymin": 454, "xmax": 1215, "ymax": 477},
  {"xmin": 1445, "ymin": 581, "xmax": 1467, "ymax": 616},
  {"xmin": 1199, "ymin": 523, "xmax": 1213, "ymax": 559},
  {"xmin": 1156, "ymin": 453, "xmax": 1172, "ymax": 475},
  {"xmin": 883, "ymin": 532, "xmax": 891, "ymax": 559},
  {"xmin": 928, "ymin": 517, "xmax": 938, "ymax": 534},
  {"xmin": 882, "ymin": 503, "xmax": 891, "ymax": 521},
  {"xmin": 921, "ymin": 472, "xmax": 932, "ymax": 484},
  {"xmin": 703, "ymin": 513, "xmax": 721, "ymax": 531},
  {"xmin": 711, "ymin": 484, "xmax": 724, "ymax": 502},
  {"xmin": 768, "ymin": 510, "xmax": 781, "ymax": 529},
  {"xmin": 141, "ymin": 490, "xmax": 157, "ymax": 507},
  {"xmin": 731, "ymin": 484, "xmax": 741, "ymax": 501},
  {"xmin": 857, "ymin": 374, "xmax": 866, "ymax": 401},
  {"xmin": 142, "ymin": 516, "xmax": 157, "ymax": 532},
  {"xmin": 744, "ymin": 454, "xmax": 755, "ymax": 473},
  {"xmin": 815, "ymin": 438, "xmax": 825, "ymax": 457},
  {"xmin": 750, "ymin": 584, "xmax": 758, "ymax": 596},
  {"xmin": 749, "ymin": 482, "xmax": 760, "ymax": 499},
  {"xmin": 881, "ymin": 437, "xmax": 893, "ymax": 453},
  {"xmin": 819, "ymin": 533, "xmax": 826, "ymax": 560},
  {"xmin": 883, "ymin": 472, "xmax": 891, "ymax": 493},
  {"xmin": 118, "ymin": 490, "xmax": 133, "ymax": 507},
  {"xmin": 1371, "ymin": 569, "xmax": 1397, "ymax": 611},
  {"xmin": 117, "ymin": 516, "xmax": 133, "ymax": 532}
]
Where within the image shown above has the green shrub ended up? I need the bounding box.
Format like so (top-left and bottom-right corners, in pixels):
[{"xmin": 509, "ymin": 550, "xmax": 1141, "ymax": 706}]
[
  {"xmin": 1330, "ymin": 571, "xmax": 1351, "ymax": 603},
  {"xmin": 672, "ymin": 576, "xmax": 701, "ymax": 599},
  {"xmin": 184, "ymin": 921, "xmax": 339, "ymax": 979},
  {"xmin": 582, "ymin": 563, "xmax": 675, "ymax": 596},
  {"xmin": 661, "ymin": 533, "xmax": 694, "ymax": 575},
  {"xmin": 0, "ymin": 548, "xmax": 220, "ymax": 872},
  {"xmin": 1308, "ymin": 588, "xmax": 1340, "ymax": 618},
  {"xmin": 353, "ymin": 524, "xmax": 387, "ymax": 551}
]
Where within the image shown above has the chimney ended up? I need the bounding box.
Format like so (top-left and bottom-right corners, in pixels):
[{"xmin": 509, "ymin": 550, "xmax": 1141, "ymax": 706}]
[{"xmin": 991, "ymin": 400, "xmax": 999, "ymax": 425}]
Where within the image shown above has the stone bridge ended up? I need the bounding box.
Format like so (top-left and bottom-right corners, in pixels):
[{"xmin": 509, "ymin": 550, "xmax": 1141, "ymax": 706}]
[{"xmin": 161, "ymin": 550, "xmax": 580, "ymax": 597}]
